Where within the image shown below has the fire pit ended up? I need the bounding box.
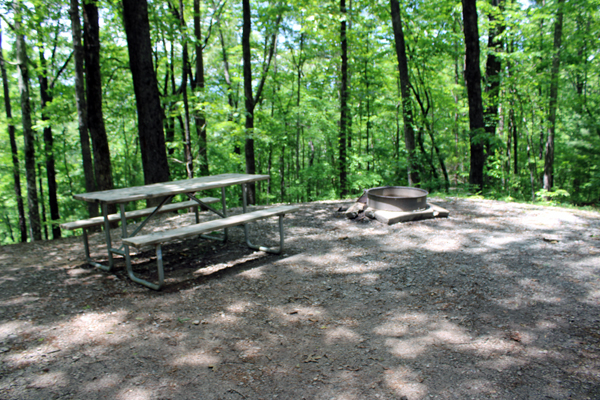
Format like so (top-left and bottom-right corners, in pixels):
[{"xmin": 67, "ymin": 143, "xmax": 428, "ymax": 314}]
[
  {"xmin": 366, "ymin": 186, "xmax": 428, "ymax": 212},
  {"xmin": 344, "ymin": 185, "xmax": 448, "ymax": 225}
]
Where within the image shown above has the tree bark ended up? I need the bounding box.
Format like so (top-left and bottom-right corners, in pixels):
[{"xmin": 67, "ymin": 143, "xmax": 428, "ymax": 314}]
[
  {"xmin": 339, "ymin": 0, "xmax": 348, "ymax": 198},
  {"xmin": 69, "ymin": 0, "xmax": 97, "ymax": 219},
  {"xmin": 83, "ymin": 0, "xmax": 114, "ymax": 204},
  {"xmin": 242, "ymin": 0, "xmax": 280, "ymax": 204},
  {"xmin": 15, "ymin": 1, "xmax": 42, "ymax": 241},
  {"xmin": 37, "ymin": 45, "xmax": 61, "ymax": 239},
  {"xmin": 122, "ymin": 0, "xmax": 171, "ymax": 193},
  {"xmin": 390, "ymin": 0, "xmax": 420, "ymax": 186},
  {"xmin": 543, "ymin": 0, "xmax": 564, "ymax": 191},
  {"xmin": 484, "ymin": 0, "xmax": 504, "ymax": 170},
  {"xmin": 0, "ymin": 26, "xmax": 27, "ymax": 242},
  {"xmin": 175, "ymin": 0, "xmax": 194, "ymax": 179},
  {"xmin": 461, "ymin": 0, "xmax": 486, "ymax": 190},
  {"xmin": 193, "ymin": 0, "xmax": 209, "ymax": 176},
  {"xmin": 242, "ymin": 0, "xmax": 257, "ymax": 203}
]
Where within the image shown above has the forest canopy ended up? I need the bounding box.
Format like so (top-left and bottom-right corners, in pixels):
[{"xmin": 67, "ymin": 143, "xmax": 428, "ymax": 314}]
[{"xmin": 0, "ymin": 0, "xmax": 599, "ymax": 244}]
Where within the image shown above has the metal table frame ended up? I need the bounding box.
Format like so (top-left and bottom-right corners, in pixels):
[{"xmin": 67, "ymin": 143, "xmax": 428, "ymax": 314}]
[{"xmin": 73, "ymin": 173, "xmax": 270, "ymax": 272}]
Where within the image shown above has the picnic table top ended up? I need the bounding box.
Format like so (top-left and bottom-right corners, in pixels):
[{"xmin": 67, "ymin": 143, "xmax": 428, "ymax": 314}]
[{"xmin": 73, "ymin": 173, "xmax": 270, "ymax": 204}]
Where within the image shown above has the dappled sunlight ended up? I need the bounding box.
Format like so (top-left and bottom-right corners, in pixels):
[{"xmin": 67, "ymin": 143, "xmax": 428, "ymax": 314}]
[
  {"xmin": 384, "ymin": 366, "xmax": 428, "ymax": 398},
  {"xmin": 385, "ymin": 338, "xmax": 427, "ymax": 359},
  {"xmin": 459, "ymin": 335, "xmax": 518, "ymax": 358},
  {"xmin": 0, "ymin": 321, "xmax": 25, "ymax": 341},
  {"xmin": 233, "ymin": 339, "xmax": 264, "ymax": 361},
  {"xmin": 115, "ymin": 387, "xmax": 154, "ymax": 400},
  {"xmin": 478, "ymin": 354, "xmax": 528, "ymax": 371},
  {"xmin": 171, "ymin": 351, "xmax": 220, "ymax": 367},
  {"xmin": 27, "ymin": 370, "xmax": 69, "ymax": 389},
  {"xmin": 206, "ymin": 310, "xmax": 241, "ymax": 325},
  {"xmin": 238, "ymin": 267, "xmax": 265, "ymax": 279},
  {"xmin": 66, "ymin": 268, "xmax": 90, "ymax": 277},
  {"xmin": 323, "ymin": 327, "xmax": 363, "ymax": 344},
  {"xmin": 226, "ymin": 300, "xmax": 255, "ymax": 313},
  {"xmin": 0, "ymin": 294, "xmax": 40, "ymax": 307},
  {"xmin": 272, "ymin": 305, "xmax": 325, "ymax": 322},
  {"xmin": 428, "ymin": 320, "xmax": 472, "ymax": 344},
  {"xmin": 1, "ymin": 198, "xmax": 599, "ymax": 398},
  {"xmin": 493, "ymin": 294, "xmax": 532, "ymax": 310},
  {"xmin": 582, "ymin": 289, "xmax": 600, "ymax": 306}
]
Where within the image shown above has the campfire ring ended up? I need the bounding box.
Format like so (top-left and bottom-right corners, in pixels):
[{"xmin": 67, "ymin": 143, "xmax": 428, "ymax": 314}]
[{"xmin": 366, "ymin": 186, "xmax": 428, "ymax": 212}]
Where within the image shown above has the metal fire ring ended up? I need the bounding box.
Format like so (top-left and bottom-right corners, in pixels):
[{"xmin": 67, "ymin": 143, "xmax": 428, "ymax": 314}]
[{"xmin": 366, "ymin": 186, "xmax": 429, "ymax": 212}]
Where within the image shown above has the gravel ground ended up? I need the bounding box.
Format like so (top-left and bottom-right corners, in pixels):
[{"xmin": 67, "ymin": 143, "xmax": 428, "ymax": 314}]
[{"xmin": 1, "ymin": 197, "xmax": 600, "ymax": 400}]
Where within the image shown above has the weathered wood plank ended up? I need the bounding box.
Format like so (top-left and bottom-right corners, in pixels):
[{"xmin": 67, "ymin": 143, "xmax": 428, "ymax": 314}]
[
  {"xmin": 73, "ymin": 173, "xmax": 270, "ymax": 204},
  {"xmin": 61, "ymin": 197, "xmax": 219, "ymax": 231},
  {"xmin": 123, "ymin": 205, "xmax": 300, "ymax": 248}
]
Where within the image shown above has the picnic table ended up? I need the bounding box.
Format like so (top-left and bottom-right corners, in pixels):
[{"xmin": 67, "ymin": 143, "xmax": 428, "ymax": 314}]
[{"xmin": 68, "ymin": 173, "xmax": 299, "ymax": 289}]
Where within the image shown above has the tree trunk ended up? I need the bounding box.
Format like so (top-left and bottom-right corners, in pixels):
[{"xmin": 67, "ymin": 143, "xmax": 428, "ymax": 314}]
[
  {"xmin": 15, "ymin": 1, "xmax": 42, "ymax": 241},
  {"xmin": 193, "ymin": 0, "xmax": 209, "ymax": 176},
  {"xmin": 0, "ymin": 26, "xmax": 27, "ymax": 242},
  {"xmin": 176, "ymin": 0, "xmax": 194, "ymax": 179},
  {"xmin": 543, "ymin": 0, "xmax": 564, "ymax": 191},
  {"xmin": 390, "ymin": 0, "xmax": 419, "ymax": 186},
  {"xmin": 242, "ymin": 0, "xmax": 280, "ymax": 204},
  {"xmin": 37, "ymin": 163, "xmax": 48, "ymax": 240},
  {"xmin": 122, "ymin": 0, "xmax": 171, "ymax": 193},
  {"xmin": 69, "ymin": 0, "xmax": 97, "ymax": 219},
  {"xmin": 37, "ymin": 44, "xmax": 61, "ymax": 239},
  {"xmin": 461, "ymin": 0, "xmax": 486, "ymax": 190},
  {"xmin": 339, "ymin": 0, "xmax": 348, "ymax": 198},
  {"xmin": 242, "ymin": 0, "xmax": 257, "ymax": 203},
  {"xmin": 83, "ymin": 0, "xmax": 115, "ymax": 207},
  {"xmin": 483, "ymin": 0, "xmax": 504, "ymax": 173}
]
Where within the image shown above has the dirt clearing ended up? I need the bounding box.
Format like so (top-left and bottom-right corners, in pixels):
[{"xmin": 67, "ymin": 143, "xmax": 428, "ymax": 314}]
[{"xmin": 1, "ymin": 198, "xmax": 600, "ymax": 399}]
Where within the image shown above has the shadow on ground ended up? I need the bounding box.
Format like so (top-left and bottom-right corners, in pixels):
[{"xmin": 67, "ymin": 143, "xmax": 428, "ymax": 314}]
[{"xmin": 1, "ymin": 198, "xmax": 600, "ymax": 399}]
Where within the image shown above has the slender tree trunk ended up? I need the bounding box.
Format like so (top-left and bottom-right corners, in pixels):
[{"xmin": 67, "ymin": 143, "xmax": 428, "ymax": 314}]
[
  {"xmin": 176, "ymin": 0, "xmax": 194, "ymax": 179},
  {"xmin": 339, "ymin": 0, "xmax": 349, "ymax": 198},
  {"xmin": 390, "ymin": 0, "xmax": 419, "ymax": 186},
  {"xmin": 242, "ymin": 0, "xmax": 280, "ymax": 204},
  {"xmin": 15, "ymin": 1, "xmax": 42, "ymax": 241},
  {"xmin": 483, "ymin": 0, "xmax": 504, "ymax": 169},
  {"xmin": 83, "ymin": 0, "xmax": 114, "ymax": 207},
  {"xmin": 122, "ymin": 0, "xmax": 171, "ymax": 193},
  {"xmin": 280, "ymin": 145, "xmax": 286, "ymax": 202},
  {"xmin": 461, "ymin": 0, "xmax": 486, "ymax": 189},
  {"xmin": 193, "ymin": 0, "xmax": 209, "ymax": 176},
  {"xmin": 295, "ymin": 34, "xmax": 304, "ymax": 182},
  {"xmin": 37, "ymin": 163, "xmax": 48, "ymax": 240},
  {"xmin": 37, "ymin": 45, "xmax": 61, "ymax": 239},
  {"xmin": 242, "ymin": 0, "xmax": 257, "ymax": 203},
  {"xmin": 0, "ymin": 26, "xmax": 27, "ymax": 242},
  {"xmin": 543, "ymin": 0, "xmax": 564, "ymax": 191},
  {"xmin": 165, "ymin": 45, "xmax": 176, "ymax": 155},
  {"xmin": 69, "ymin": 0, "xmax": 97, "ymax": 218}
]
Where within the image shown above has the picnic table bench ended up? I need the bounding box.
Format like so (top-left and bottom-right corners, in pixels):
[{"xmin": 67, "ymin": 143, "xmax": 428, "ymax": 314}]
[
  {"xmin": 61, "ymin": 197, "xmax": 219, "ymax": 266},
  {"xmin": 122, "ymin": 204, "xmax": 300, "ymax": 290},
  {"xmin": 66, "ymin": 174, "xmax": 299, "ymax": 290}
]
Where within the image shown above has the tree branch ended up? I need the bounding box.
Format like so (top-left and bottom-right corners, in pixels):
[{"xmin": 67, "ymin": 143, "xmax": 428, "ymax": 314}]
[{"xmin": 253, "ymin": 14, "xmax": 281, "ymax": 106}]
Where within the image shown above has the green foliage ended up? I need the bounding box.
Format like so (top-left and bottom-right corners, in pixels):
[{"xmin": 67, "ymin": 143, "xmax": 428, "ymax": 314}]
[{"xmin": 0, "ymin": 0, "xmax": 599, "ymax": 243}]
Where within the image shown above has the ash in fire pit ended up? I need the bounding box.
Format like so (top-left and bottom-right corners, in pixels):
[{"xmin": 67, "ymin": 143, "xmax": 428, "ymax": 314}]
[{"xmin": 344, "ymin": 186, "xmax": 449, "ymax": 225}]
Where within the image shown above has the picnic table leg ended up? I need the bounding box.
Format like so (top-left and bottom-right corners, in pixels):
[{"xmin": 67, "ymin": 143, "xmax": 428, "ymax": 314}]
[
  {"xmin": 221, "ymin": 187, "xmax": 228, "ymax": 242},
  {"xmin": 100, "ymin": 203, "xmax": 114, "ymax": 271},
  {"xmin": 245, "ymin": 214, "xmax": 286, "ymax": 254},
  {"xmin": 124, "ymin": 243, "xmax": 164, "ymax": 291},
  {"xmin": 82, "ymin": 228, "xmax": 91, "ymax": 263},
  {"xmin": 120, "ymin": 202, "xmax": 165, "ymax": 290}
]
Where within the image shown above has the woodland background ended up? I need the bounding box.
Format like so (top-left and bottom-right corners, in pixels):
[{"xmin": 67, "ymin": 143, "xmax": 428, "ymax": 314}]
[{"xmin": 0, "ymin": 0, "xmax": 599, "ymax": 245}]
